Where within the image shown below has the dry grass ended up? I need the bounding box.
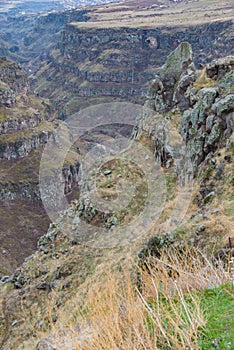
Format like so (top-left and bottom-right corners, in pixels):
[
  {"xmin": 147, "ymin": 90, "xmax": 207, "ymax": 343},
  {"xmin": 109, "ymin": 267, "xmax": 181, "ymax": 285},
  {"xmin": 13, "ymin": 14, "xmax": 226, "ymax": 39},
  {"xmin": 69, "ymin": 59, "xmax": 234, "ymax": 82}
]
[
  {"xmin": 72, "ymin": 0, "xmax": 234, "ymax": 29},
  {"xmin": 46, "ymin": 247, "xmax": 232, "ymax": 350},
  {"xmin": 194, "ymin": 68, "xmax": 216, "ymax": 91}
]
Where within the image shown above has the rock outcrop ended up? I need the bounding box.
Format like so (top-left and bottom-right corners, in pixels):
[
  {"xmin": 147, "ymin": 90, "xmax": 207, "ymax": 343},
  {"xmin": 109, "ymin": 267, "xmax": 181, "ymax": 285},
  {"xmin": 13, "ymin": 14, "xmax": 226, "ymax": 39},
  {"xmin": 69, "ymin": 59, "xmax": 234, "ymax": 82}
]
[
  {"xmin": 136, "ymin": 43, "xmax": 234, "ymax": 176},
  {"xmin": 0, "ymin": 57, "xmax": 28, "ymax": 97}
]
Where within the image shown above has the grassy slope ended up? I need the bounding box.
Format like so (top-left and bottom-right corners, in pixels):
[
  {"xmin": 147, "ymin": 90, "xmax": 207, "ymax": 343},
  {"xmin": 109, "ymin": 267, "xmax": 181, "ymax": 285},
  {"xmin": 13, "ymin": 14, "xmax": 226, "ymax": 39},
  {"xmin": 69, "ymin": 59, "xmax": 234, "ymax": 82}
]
[
  {"xmin": 29, "ymin": 248, "xmax": 233, "ymax": 350},
  {"xmin": 71, "ymin": 0, "xmax": 234, "ymax": 29}
]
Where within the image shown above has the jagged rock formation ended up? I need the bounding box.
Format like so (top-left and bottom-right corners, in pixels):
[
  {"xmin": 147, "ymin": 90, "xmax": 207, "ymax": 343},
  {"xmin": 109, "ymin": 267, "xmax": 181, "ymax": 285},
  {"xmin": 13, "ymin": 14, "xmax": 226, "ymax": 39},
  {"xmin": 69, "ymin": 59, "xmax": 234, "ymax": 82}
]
[
  {"xmin": 137, "ymin": 43, "xmax": 234, "ymax": 176},
  {"xmin": 0, "ymin": 57, "xmax": 28, "ymax": 97},
  {"xmin": 144, "ymin": 42, "xmax": 196, "ymax": 113}
]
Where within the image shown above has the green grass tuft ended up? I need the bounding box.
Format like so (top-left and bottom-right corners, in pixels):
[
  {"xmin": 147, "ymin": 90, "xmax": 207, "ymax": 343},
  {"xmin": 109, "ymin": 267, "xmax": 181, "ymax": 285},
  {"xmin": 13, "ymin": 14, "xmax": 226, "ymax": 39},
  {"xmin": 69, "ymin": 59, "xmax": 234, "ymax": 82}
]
[{"xmin": 198, "ymin": 283, "xmax": 234, "ymax": 350}]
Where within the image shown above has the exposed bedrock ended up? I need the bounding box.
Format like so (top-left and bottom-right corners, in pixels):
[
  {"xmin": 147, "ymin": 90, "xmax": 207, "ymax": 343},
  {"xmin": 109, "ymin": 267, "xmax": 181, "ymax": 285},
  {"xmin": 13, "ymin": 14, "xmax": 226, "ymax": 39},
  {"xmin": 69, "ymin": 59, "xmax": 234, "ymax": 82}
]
[
  {"xmin": 0, "ymin": 162, "xmax": 80, "ymax": 202},
  {"xmin": 31, "ymin": 20, "xmax": 233, "ymax": 115},
  {"xmin": 136, "ymin": 43, "xmax": 234, "ymax": 177}
]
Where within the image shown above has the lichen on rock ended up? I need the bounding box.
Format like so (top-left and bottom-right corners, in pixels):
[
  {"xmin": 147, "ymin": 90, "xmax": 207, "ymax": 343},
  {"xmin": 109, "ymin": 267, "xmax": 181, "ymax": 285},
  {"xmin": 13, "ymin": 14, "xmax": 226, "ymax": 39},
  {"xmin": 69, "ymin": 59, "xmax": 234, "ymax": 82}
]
[{"xmin": 136, "ymin": 44, "xmax": 233, "ymax": 177}]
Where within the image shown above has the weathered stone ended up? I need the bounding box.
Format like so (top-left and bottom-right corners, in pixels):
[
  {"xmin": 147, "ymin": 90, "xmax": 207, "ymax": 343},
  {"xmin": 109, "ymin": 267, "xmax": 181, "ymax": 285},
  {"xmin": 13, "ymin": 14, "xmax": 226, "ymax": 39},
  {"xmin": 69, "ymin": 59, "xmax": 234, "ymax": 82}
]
[
  {"xmin": 136, "ymin": 43, "xmax": 234, "ymax": 181},
  {"xmin": 196, "ymin": 224, "xmax": 206, "ymax": 234},
  {"xmin": 36, "ymin": 282, "xmax": 51, "ymax": 291},
  {"xmin": 173, "ymin": 72, "xmax": 196, "ymax": 110},
  {"xmin": 206, "ymin": 56, "xmax": 234, "ymax": 79},
  {"xmin": 206, "ymin": 114, "xmax": 215, "ymax": 131},
  {"xmin": 205, "ymin": 123, "xmax": 222, "ymax": 148},
  {"xmin": 103, "ymin": 169, "xmax": 112, "ymax": 176},
  {"xmin": 1, "ymin": 275, "xmax": 11, "ymax": 283},
  {"xmin": 212, "ymin": 94, "xmax": 234, "ymax": 116},
  {"xmin": 219, "ymin": 70, "xmax": 234, "ymax": 93},
  {"xmin": 36, "ymin": 338, "xmax": 57, "ymax": 350},
  {"xmin": 197, "ymin": 87, "xmax": 219, "ymax": 118},
  {"xmin": 160, "ymin": 42, "xmax": 193, "ymax": 89}
]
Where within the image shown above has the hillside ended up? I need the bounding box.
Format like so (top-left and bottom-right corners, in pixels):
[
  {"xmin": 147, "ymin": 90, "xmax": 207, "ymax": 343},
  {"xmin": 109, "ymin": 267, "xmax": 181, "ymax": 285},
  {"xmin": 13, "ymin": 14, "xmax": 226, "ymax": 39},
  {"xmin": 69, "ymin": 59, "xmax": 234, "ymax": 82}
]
[
  {"xmin": 73, "ymin": 0, "xmax": 234, "ymax": 29},
  {"xmin": 0, "ymin": 57, "xmax": 53, "ymax": 274},
  {"xmin": 0, "ymin": 0, "xmax": 233, "ymax": 348},
  {"xmin": 0, "ymin": 57, "xmax": 80, "ymax": 275},
  {"xmin": 0, "ymin": 43, "xmax": 233, "ymax": 350}
]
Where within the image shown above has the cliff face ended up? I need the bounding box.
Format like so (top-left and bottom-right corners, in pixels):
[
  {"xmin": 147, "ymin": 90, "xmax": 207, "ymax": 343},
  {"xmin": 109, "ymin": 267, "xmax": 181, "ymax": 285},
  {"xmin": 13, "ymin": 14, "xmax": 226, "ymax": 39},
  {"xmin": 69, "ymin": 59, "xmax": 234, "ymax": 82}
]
[
  {"xmin": 0, "ymin": 57, "xmax": 28, "ymax": 102},
  {"xmin": 0, "ymin": 57, "xmax": 54, "ymax": 160},
  {"xmin": 0, "ymin": 57, "xmax": 80, "ymax": 275},
  {"xmin": 0, "ymin": 9, "xmax": 89, "ymax": 65},
  {"xmin": 0, "ymin": 1, "xmax": 233, "ymax": 347},
  {"xmin": 0, "ymin": 57, "xmax": 52, "ymax": 274},
  {"xmin": 31, "ymin": 19, "xmax": 233, "ymax": 116},
  {"xmin": 135, "ymin": 43, "xmax": 233, "ymax": 241}
]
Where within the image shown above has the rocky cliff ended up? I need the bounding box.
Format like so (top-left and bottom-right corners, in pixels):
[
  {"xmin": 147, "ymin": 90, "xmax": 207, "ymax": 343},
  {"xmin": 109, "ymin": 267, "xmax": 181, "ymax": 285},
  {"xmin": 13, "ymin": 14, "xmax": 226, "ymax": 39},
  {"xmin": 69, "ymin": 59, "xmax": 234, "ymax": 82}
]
[
  {"xmin": 0, "ymin": 9, "xmax": 89, "ymax": 65},
  {"xmin": 0, "ymin": 56, "xmax": 55, "ymax": 158},
  {"xmin": 31, "ymin": 19, "xmax": 233, "ymax": 117},
  {"xmin": 0, "ymin": 1, "xmax": 233, "ymax": 347},
  {"xmin": 0, "ymin": 57, "xmax": 81, "ymax": 276},
  {"xmin": 137, "ymin": 44, "xmax": 234, "ymax": 171}
]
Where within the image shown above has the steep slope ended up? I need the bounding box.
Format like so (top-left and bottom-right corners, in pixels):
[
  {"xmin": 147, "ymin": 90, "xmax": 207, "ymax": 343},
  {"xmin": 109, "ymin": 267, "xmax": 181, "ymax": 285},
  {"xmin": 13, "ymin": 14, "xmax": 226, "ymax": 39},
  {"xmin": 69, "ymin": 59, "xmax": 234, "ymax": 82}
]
[
  {"xmin": 0, "ymin": 44, "xmax": 233, "ymax": 350},
  {"xmin": 0, "ymin": 57, "xmax": 80, "ymax": 275},
  {"xmin": 0, "ymin": 57, "xmax": 54, "ymax": 275},
  {"xmin": 135, "ymin": 43, "xmax": 234, "ymax": 248}
]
